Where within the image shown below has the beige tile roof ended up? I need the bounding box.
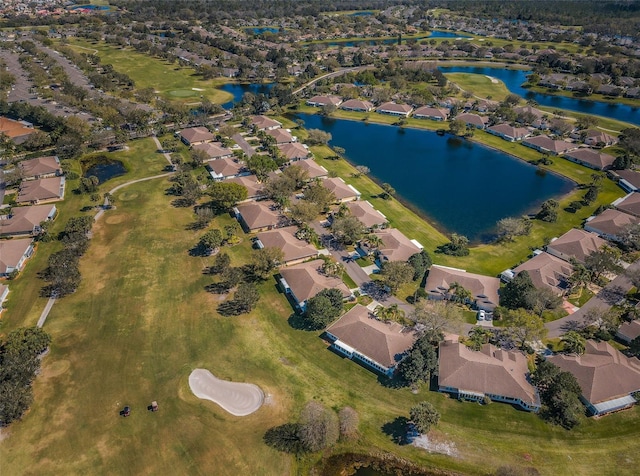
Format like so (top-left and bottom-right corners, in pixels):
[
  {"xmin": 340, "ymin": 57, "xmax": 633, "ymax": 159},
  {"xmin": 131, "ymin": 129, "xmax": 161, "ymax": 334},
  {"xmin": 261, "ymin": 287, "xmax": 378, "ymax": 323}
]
[
  {"xmin": 456, "ymin": 113, "xmax": 489, "ymax": 127},
  {"xmin": 564, "ymin": 149, "xmax": 616, "ymax": 170},
  {"xmin": 0, "ymin": 204, "xmax": 56, "ymax": 236},
  {"xmin": 513, "ymin": 252, "xmax": 573, "ymax": 295},
  {"xmin": 278, "ymin": 142, "xmax": 310, "ymax": 160},
  {"xmin": 256, "ymin": 226, "xmax": 318, "ymax": 263},
  {"xmin": 293, "ymin": 159, "xmax": 327, "ymax": 179},
  {"xmin": 413, "ymin": 106, "xmax": 449, "ymax": 120},
  {"xmin": 16, "ymin": 177, "xmax": 64, "ymax": 204},
  {"xmin": 548, "ymin": 340, "xmax": 640, "ymax": 404},
  {"xmin": 326, "ymin": 304, "xmax": 416, "ymax": 368},
  {"xmin": 546, "ymin": 228, "xmax": 607, "ymax": 263},
  {"xmin": 180, "ymin": 126, "xmax": 214, "ymax": 144},
  {"xmin": 585, "ymin": 209, "xmax": 639, "ymax": 237},
  {"xmin": 487, "ymin": 124, "xmax": 531, "ymax": 140},
  {"xmin": 376, "ymin": 102, "xmax": 413, "ymax": 114},
  {"xmin": 226, "ymin": 174, "xmax": 264, "ymax": 199},
  {"xmin": 617, "ymin": 320, "xmax": 640, "ymax": 343},
  {"xmin": 279, "ymin": 259, "xmax": 351, "ymax": 303},
  {"xmin": 345, "ymin": 200, "xmax": 386, "ymax": 228},
  {"xmin": 322, "ymin": 177, "xmax": 359, "ymax": 201},
  {"xmin": 192, "ymin": 141, "xmax": 233, "ymax": 159},
  {"xmin": 18, "ymin": 156, "xmax": 60, "ymax": 178},
  {"xmin": 615, "ymin": 193, "xmax": 640, "ymax": 218},
  {"xmin": 208, "ymin": 158, "xmax": 244, "ymax": 177},
  {"xmin": 340, "ymin": 99, "xmax": 374, "ymax": 111},
  {"xmin": 235, "ymin": 200, "xmax": 281, "ymax": 231},
  {"xmin": 266, "ymin": 128, "xmax": 294, "ymax": 144},
  {"xmin": 251, "ymin": 115, "xmax": 282, "ymax": 130},
  {"xmin": 438, "ymin": 340, "xmax": 539, "ymax": 407},
  {"xmin": 425, "ymin": 265, "xmax": 500, "ymax": 309},
  {"xmin": 615, "ymin": 170, "xmax": 640, "ymax": 189},
  {"xmin": 0, "ymin": 238, "xmax": 33, "ymax": 274},
  {"xmin": 307, "ymin": 95, "xmax": 343, "ymax": 107},
  {"xmin": 523, "ymin": 135, "xmax": 576, "ymax": 154},
  {"xmin": 374, "ymin": 228, "xmax": 422, "ymax": 262}
]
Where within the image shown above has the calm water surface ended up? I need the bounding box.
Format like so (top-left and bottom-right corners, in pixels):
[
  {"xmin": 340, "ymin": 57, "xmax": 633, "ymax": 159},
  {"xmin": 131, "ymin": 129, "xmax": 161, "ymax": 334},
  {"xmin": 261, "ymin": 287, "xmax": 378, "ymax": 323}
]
[
  {"xmin": 440, "ymin": 66, "xmax": 640, "ymax": 126},
  {"xmin": 84, "ymin": 161, "xmax": 126, "ymax": 183},
  {"xmin": 295, "ymin": 113, "xmax": 574, "ymax": 242},
  {"xmin": 220, "ymin": 83, "xmax": 274, "ymax": 109}
]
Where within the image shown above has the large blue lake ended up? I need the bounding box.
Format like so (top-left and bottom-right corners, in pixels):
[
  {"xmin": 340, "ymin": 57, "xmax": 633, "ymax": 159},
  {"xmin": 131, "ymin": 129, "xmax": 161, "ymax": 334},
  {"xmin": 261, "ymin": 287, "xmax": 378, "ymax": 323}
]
[
  {"xmin": 220, "ymin": 83, "xmax": 274, "ymax": 109},
  {"xmin": 295, "ymin": 113, "xmax": 574, "ymax": 242},
  {"xmin": 440, "ymin": 66, "xmax": 640, "ymax": 126}
]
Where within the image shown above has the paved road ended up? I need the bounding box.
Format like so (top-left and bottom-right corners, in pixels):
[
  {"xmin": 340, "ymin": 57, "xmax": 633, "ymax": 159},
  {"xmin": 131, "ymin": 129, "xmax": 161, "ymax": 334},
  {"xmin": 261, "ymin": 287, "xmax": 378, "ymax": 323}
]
[
  {"xmin": 546, "ymin": 260, "xmax": 640, "ymax": 337},
  {"xmin": 292, "ymin": 66, "xmax": 375, "ymax": 95}
]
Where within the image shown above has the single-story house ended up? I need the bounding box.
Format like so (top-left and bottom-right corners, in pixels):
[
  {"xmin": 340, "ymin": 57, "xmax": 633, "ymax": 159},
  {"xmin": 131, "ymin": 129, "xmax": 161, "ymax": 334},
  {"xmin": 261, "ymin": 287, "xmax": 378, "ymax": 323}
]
[
  {"xmin": 18, "ymin": 156, "xmax": 61, "ymax": 180},
  {"xmin": 321, "ymin": 177, "xmax": 360, "ymax": 203},
  {"xmin": 412, "ymin": 106, "xmax": 449, "ymax": 121},
  {"xmin": 616, "ymin": 320, "xmax": 640, "ymax": 344},
  {"xmin": 16, "ymin": 176, "xmax": 65, "ymax": 204},
  {"xmin": 233, "ymin": 200, "xmax": 282, "ymax": 232},
  {"xmin": 613, "ymin": 192, "xmax": 640, "ymax": 218},
  {"xmin": 455, "ymin": 113, "xmax": 489, "ymax": 129},
  {"xmin": 0, "ymin": 284, "xmax": 9, "ymax": 311},
  {"xmin": 583, "ymin": 130, "xmax": 618, "ymax": 147},
  {"xmin": 438, "ymin": 339, "xmax": 540, "ymax": 412},
  {"xmin": 306, "ymin": 95, "xmax": 343, "ymax": 107},
  {"xmin": 545, "ymin": 228, "xmax": 607, "ymax": 264},
  {"xmin": 266, "ymin": 128, "xmax": 295, "ymax": 144},
  {"xmin": 0, "ymin": 204, "xmax": 57, "ymax": 237},
  {"xmin": 0, "ymin": 238, "xmax": 34, "ymax": 277},
  {"xmin": 548, "ymin": 340, "xmax": 640, "ymax": 416},
  {"xmin": 206, "ymin": 158, "xmax": 247, "ymax": 181},
  {"xmin": 597, "ymin": 84, "xmax": 622, "ymax": 96},
  {"xmin": 226, "ymin": 174, "xmax": 265, "ymax": 201},
  {"xmin": 278, "ymin": 142, "xmax": 311, "ymax": 161},
  {"xmin": 486, "ymin": 124, "xmax": 531, "ymax": 142},
  {"xmin": 278, "ymin": 259, "xmax": 352, "ymax": 312},
  {"xmin": 522, "ymin": 135, "xmax": 578, "ymax": 155},
  {"xmin": 292, "ymin": 159, "xmax": 328, "ymax": 179},
  {"xmin": 425, "ymin": 265, "xmax": 500, "ymax": 312},
  {"xmin": 584, "ymin": 209, "xmax": 639, "ymax": 242},
  {"xmin": 251, "ymin": 115, "xmax": 282, "ymax": 131},
  {"xmin": 625, "ymin": 87, "xmax": 640, "ymax": 99},
  {"xmin": 325, "ymin": 304, "xmax": 416, "ymax": 377},
  {"xmin": 365, "ymin": 228, "xmax": 423, "ymax": 263},
  {"xmin": 375, "ymin": 102, "xmax": 413, "ymax": 117},
  {"xmin": 611, "ymin": 170, "xmax": 640, "ymax": 193},
  {"xmin": 0, "ymin": 116, "xmax": 36, "ymax": 145},
  {"xmin": 256, "ymin": 226, "xmax": 319, "ymax": 265},
  {"xmin": 192, "ymin": 142, "xmax": 234, "ymax": 160},
  {"xmin": 564, "ymin": 149, "xmax": 616, "ymax": 171},
  {"xmin": 340, "ymin": 99, "xmax": 374, "ymax": 112},
  {"xmin": 344, "ymin": 200, "xmax": 386, "ymax": 229},
  {"xmin": 505, "ymin": 252, "xmax": 573, "ymax": 296},
  {"xmin": 179, "ymin": 127, "xmax": 214, "ymax": 146}
]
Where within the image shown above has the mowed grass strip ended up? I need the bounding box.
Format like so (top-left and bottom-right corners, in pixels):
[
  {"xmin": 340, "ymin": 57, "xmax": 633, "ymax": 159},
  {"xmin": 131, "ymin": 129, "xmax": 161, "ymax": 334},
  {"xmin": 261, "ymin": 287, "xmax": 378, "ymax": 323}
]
[
  {"xmin": 61, "ymin": 39, "xmax": 233, "ymax": 105},
  {"xmin": 445, "ymin": 72, "xmax": 511, "ymax": 102},
  {"xmin": 1, "ymin": 169, "xmax": 639, "ymax": 476}
]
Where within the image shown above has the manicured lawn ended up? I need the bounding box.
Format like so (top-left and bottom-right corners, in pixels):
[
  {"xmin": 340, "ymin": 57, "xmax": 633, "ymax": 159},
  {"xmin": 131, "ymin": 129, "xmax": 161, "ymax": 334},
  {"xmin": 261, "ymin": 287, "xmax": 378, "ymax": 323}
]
[
  {"xmin": 2, "ymin": 156, "xmax": 640, "ymax": 475},
  {"xmin": 445, "ymin": 72, "xmax": 511, "ymax": 101},
  {"xmin": 60, "ymin": 39, "xmax": 233, "ymax": 105}
]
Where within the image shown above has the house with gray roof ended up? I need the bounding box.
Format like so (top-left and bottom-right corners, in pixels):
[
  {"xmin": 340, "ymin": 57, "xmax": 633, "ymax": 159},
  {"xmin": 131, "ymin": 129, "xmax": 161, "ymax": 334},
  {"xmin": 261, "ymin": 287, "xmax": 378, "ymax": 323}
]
[
  {"xmin": 613, "ymin": 192, "xmax": 640, "ymax": 218},
  {"xmin": 616, "ymin": 320, "xmax": 640, "ymax": 344},
  {"xmin": 438, "ymin": 339, "xmax": 540, "ymax": 412},
  {"xmin": 548, "ymin": 340, "xmax": 640, "ymax": 416},
  {"xmin": 325, "ymin": 304, "xmax": 416, "ymax": 377}
]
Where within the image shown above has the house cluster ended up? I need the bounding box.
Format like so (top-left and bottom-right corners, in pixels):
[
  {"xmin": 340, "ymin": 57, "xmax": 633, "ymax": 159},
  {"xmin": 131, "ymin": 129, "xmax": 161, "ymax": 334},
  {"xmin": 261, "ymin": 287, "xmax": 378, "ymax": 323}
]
[
  {"xmin": 0, "ymin": 155, "xmax": 63, "ymax": 312},
  {"xmin": 538, "ymin": 73, "xmax": 640, "ymax": 99},
  {"xmin": 0, "ymin": 116, "xmax": 37, "ymax": 145}
]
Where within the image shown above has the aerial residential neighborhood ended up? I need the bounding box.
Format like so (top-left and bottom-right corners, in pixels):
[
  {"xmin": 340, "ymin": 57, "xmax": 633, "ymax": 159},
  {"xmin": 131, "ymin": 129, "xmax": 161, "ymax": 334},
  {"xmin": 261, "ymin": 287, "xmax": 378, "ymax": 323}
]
[{"xmin": 1, "ymin": 1, "xmax": 640, "ymax": 476}]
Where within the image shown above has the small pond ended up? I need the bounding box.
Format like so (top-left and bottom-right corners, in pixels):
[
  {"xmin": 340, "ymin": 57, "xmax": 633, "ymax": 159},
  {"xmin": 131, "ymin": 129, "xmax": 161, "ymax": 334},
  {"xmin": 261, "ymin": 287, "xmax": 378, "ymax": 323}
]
[
  {"xmin": 246, "ymin": 27, "xmax": 281, "ymax": 35},
  {"xmin": 294, "ymin": 113, "xmax": 574, "ymax": 242},
  {"xmin": 220, "ymin": 83, "xmax": 275, "ymax": 109},
  {"xmin": 428, "ymin": 30, "xmax": 472, "ymax": 38},
  {"xmin": 84, "ymin": 161, "xmax": 127, "ymax": 183}
]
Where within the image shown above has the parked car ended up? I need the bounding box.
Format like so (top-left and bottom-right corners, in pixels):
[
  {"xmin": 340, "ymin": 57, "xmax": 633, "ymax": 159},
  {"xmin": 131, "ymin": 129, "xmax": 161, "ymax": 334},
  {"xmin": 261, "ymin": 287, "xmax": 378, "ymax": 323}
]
[{"xmin": 477, "ymin": 310, "xmax": 486, "ymax": 321}]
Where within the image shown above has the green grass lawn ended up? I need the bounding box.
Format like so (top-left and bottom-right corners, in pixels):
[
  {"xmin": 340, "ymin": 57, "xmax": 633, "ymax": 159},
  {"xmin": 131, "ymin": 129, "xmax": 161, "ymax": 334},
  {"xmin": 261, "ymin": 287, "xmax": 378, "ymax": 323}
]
[
  {"xmin": 3, "ymin": 167, "xmax": 640, "ymax": 475},
  {"xmin": 445, "ymin": 72, "xmax": 511, "ymax": 101},
  {"xmin": 60, "ymin": 39, "xmax": 233, "ymax": 105}
]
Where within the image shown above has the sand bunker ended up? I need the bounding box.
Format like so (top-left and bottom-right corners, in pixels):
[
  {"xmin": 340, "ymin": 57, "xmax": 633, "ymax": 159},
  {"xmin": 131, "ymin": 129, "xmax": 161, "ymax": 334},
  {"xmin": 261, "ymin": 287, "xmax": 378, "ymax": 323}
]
[{"xmin": 188, "ymin": 369, "xmax": 264, "ymax": 416}]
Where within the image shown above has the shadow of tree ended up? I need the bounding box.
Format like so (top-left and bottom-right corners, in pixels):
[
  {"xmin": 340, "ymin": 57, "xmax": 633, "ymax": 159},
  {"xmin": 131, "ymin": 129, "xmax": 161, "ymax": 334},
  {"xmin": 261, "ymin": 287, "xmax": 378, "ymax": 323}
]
[{"xmin": 381, "ymin": 416, "xmax": 410, "ymax": 445}]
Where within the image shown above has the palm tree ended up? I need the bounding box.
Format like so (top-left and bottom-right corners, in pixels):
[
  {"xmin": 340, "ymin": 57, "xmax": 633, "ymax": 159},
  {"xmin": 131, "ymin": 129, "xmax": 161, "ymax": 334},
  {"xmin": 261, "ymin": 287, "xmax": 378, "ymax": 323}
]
[
  {"xmin": 568, "ymin": 262, "xmax": 592, "ymax": 292},
  {"xmin": 364, "ymin": 233, "xmax": 383, "ymax": 250},
  {"xmin": 448, "ymin": 282, "xmax": 473, "ymax": 304},
  {"xmin": 376, "ymin": 304, "xmax": 405, "ymax": 322},
  {"xmin": 561, "ymin": 331, "xmax": 586, "ymax": 355}
]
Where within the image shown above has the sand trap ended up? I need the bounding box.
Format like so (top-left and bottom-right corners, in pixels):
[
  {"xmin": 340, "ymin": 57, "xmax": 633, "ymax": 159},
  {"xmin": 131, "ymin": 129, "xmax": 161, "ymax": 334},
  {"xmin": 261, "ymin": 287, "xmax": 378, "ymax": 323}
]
[
  {"xmin": 188, "ymin": 369, "xmax": 264, "ymax": 416},
  {"xmin": 485, "ymin": 75, "xmax": 499, "ymax": 84},
  {"xmin": 192, "ymin": 87, "xmax": 205, "ymax": 91}
]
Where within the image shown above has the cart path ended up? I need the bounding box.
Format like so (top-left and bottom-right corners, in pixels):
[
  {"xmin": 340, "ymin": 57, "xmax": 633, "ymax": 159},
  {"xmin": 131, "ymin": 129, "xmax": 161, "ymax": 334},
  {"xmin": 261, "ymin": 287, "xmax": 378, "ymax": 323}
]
[
  {"xmin": 36, "ymin": 172, "xmax": 174, "ymax": 328},
  {"xmin": 152, "ymin": 136, "xmax": 174, "ymax": 164}
]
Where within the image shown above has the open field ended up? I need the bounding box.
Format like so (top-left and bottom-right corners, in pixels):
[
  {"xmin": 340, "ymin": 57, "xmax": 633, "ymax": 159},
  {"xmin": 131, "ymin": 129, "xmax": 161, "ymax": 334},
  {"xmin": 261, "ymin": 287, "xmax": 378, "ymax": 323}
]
[
  {"xmin": 445, "ymin": 72, "xmax": 511, "ymax": 101},
  {"xmin": 61, "ymin": 39, "xmax": 233, "ymax": 105},
  {"xmin": 2, "ymin": 147, "xmax": 640, "ymax": 476}
]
